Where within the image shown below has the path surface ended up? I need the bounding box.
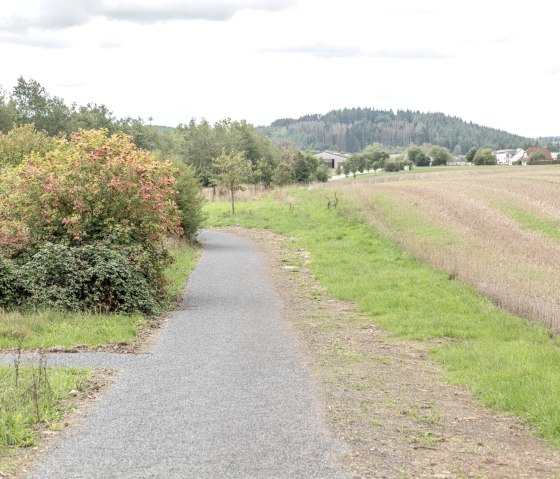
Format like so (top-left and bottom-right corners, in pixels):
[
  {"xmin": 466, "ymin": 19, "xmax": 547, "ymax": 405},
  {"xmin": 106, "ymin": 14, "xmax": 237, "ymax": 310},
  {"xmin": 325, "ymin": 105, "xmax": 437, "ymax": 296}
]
[{"xmin": 3, "ymin": 231, "xmax": 349, "ymax": 479}]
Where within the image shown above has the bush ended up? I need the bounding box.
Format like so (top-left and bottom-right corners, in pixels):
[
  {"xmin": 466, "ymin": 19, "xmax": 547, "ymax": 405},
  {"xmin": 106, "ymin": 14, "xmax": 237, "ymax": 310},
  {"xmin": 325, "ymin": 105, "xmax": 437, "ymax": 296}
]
[
  {"xmin": 0, "ymin": 124, "xmax": 52, "ymax": 168},
  {"xmin": 0, "ymin": 256, "xmax": 20, "ymax": 308},
  {"xmin": 430, "ymin": 146, "xmax": 452, "ymax": 166},
  {"xmin": 414, "ymin": 152, "xmax": 430, "ymax": 166},
  {"xmin": 173, "ymin": 161, "xmax": 205, "ymax": 241},
  {"xmin": 273, "ymin": 162, "xmax": 295, "ymax": 186},
  {"xmin": 0, "ymin": 129, "xmax": 181, "ymax": 254},
  {"xmin": 473, "ymin": 148, "xmax": 497, "ymax": 165},
  {"xmin": 314, "ymin": 164, "xmax": 330, "ymax": 182},
  {"xmin": 18, "ymin": 243, "xmax": 159, "ymax": 315},
  {"xmin": 384, "ymin": 160, "xmax": 402, "ymax": 172}
]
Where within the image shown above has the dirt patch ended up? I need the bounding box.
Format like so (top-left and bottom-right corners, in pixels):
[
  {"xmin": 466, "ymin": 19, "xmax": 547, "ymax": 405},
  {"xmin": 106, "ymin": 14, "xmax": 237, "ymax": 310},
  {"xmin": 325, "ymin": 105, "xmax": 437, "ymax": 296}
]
[
  {"xmin": 0, "ymin": 370, "xmax": 115, "ymax": 479},
  {"xmin": 218, "ymin": 226, "xmax": 560, "ymax": 479}
]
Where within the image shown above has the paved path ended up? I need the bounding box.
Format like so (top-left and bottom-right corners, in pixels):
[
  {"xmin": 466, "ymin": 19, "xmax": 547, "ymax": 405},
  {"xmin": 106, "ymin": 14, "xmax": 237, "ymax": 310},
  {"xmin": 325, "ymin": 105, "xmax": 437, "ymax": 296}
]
[{"xmin": 2, "ymin": 231, "xmax": 349, "ymax": 478}]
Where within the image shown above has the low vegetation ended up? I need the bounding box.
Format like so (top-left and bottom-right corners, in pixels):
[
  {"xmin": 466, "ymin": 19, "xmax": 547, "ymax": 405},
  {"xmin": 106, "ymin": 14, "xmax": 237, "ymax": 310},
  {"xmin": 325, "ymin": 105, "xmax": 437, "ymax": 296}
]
[
  {"xmin": 0, "ymin": 362, "xmax": 93, "ymax": 465},
  {"xmin": 331, "ymin": 166, "xmax": 560, "ymax": 332},
  {"xmin": 205, "ymin": 182, "xmax": 560, "ymax": 446},
  {"xmin": 0, "ymin": 241, "xmax": 196, "ymax": 351}
]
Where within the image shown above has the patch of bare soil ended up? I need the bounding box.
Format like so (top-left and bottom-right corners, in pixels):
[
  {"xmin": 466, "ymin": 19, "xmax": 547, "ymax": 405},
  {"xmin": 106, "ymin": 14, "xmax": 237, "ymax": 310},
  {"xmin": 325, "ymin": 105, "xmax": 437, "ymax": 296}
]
[
  {"xmin": 0, "ymin": 370, "xmax": 114, "ymax": 479},
  {"xmin": 220, "ymin": 227, "xmax": 560, "ymax": 479}
]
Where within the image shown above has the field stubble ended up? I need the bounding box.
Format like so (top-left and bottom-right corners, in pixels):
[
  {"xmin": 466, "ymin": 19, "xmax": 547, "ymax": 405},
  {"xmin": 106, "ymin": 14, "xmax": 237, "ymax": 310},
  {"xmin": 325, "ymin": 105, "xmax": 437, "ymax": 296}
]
[{"xmin": 324, "ymin": 166, "xmax": 560, "ymax": 333}]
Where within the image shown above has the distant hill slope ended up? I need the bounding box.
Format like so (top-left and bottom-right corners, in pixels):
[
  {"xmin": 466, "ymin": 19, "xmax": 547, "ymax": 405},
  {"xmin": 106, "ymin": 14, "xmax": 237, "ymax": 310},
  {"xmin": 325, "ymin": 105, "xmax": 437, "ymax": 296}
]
[{"xmin": 259, "ymin": 108, "xmax": 532, "ymax": 154}]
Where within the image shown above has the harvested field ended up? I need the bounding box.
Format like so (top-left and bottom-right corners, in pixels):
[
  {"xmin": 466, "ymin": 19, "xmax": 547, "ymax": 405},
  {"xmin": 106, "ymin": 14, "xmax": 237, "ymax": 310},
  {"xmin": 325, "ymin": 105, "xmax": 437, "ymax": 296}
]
[{"xmin": 318, "ymin": 166, "xmax": 560, "ymax": 332}]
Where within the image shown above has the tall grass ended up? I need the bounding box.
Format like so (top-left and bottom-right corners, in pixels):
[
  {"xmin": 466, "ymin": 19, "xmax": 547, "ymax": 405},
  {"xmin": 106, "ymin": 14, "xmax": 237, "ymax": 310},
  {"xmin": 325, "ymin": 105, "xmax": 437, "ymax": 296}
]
[
  {"xmin": 0, "ymin": 363, "xmax": 92, "ymax": 448},
  {"xmin": 205, "ymin": 190, "xmax": 560, "ymax": 446}
]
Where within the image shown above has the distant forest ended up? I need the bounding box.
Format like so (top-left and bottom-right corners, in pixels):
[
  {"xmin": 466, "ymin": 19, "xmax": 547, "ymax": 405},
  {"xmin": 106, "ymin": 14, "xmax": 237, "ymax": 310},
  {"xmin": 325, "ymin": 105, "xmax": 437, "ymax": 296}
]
[{"xmin": 260, "ymin": 108, "xmax": 536, "ymax": 154}]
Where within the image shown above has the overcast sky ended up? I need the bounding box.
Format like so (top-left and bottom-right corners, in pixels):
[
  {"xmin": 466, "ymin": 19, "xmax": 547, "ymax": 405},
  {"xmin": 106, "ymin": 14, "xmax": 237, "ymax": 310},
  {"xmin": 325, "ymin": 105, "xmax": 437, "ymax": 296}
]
[{"xmin": 1, "ymin": 0, "xmax": 558, "ymax": 137}]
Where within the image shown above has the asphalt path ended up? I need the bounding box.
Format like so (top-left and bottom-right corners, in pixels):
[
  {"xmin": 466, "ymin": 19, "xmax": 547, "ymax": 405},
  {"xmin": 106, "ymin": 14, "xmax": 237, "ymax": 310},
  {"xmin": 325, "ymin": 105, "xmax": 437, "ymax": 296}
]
[{"xmin": 5, "ymin": 230, "xmax": 349, "ymax": 478}]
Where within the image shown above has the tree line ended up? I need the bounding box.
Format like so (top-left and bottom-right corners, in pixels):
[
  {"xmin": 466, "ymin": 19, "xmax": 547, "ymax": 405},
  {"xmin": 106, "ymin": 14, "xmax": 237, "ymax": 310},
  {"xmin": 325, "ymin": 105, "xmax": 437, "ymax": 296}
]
[
  {"xmin": 0, "ymin": 77, "xmax": 328, "ymax": 190},
  {"xmin": 261, "ymin": 107, "xmax": 536, "ymax": 154}
]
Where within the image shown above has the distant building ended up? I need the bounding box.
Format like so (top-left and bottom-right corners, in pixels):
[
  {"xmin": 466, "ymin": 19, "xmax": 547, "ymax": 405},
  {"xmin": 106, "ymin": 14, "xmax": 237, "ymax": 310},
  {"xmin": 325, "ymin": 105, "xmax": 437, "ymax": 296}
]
[
  {"xmin": 314, "ymin": 151, "xmax": 350, "ymax": 169},
  {"xmin": 495, "ymin": 149, "xmax": 519, "ymax": 164},
  {"xmin": 493, "ymin": 148, "xmax": 524, "ymax": 165},
  {"xmin": 523, "ymin": 147, "xmax": 553, "ymax": 164}
]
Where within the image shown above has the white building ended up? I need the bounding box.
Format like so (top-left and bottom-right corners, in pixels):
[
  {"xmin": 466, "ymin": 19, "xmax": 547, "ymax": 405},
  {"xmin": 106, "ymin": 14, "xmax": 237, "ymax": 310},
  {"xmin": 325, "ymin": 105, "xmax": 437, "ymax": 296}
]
[
  {"xmin": 313, "ymin": 151, "xmax": 350, "ymax": 169},
  {"xmin": 495, "ymin": 148, "xmax": 524, "ymax": 165}
]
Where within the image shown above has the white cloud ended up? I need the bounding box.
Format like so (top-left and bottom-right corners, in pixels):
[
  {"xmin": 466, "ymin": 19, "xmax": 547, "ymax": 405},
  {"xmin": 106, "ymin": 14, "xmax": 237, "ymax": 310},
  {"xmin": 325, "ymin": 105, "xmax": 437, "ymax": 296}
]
[
  {"xmin": 0, "ymin": 0, "xmax": 559, "ymax": 137},
  {"xmin": 269, "ymin": 44, "xmax": 449, "ymax": 59}
]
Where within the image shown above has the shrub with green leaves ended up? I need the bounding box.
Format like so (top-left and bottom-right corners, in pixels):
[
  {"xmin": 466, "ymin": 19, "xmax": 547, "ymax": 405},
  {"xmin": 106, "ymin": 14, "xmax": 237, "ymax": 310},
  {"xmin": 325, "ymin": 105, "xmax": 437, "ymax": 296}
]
[
  {"xmin": 173, "ymin": 161, "xmax": 205, "ymax": 241},
  {"xmin": 0, "ymin": 256, "xmax": 20, "ymax": 308},
  {"xmin": 18, "ymin": 243, "xmax": 159, "ymax": 315}
]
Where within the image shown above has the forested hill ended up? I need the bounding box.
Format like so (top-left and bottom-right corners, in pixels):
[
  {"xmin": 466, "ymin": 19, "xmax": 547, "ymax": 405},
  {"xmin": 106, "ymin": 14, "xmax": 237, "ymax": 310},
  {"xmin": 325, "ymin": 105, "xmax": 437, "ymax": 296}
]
[{"xmin": 259, "ymin": 108, "xmax": 532, "ymax": 154}]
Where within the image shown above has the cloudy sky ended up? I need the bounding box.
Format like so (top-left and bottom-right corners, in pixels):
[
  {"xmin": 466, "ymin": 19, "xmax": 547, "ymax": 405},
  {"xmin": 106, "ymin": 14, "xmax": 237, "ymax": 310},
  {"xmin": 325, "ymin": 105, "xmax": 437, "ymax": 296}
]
[{"xmin": 1, "ymin": 0, "xmax": 558, "ymax": 137}]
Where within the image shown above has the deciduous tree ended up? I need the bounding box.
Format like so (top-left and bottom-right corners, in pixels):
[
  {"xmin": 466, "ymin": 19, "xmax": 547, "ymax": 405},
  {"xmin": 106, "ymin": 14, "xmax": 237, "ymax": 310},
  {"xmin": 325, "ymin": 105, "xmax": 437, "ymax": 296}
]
[{"xmin": 214, "ymin": 152, "xmax": 253, "ymax": 214}]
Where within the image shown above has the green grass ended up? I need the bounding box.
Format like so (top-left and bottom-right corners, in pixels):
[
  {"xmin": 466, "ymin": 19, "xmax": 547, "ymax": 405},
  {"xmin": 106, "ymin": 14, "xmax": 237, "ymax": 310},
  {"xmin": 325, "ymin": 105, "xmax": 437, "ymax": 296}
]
[
  {"xmin": 499, "ymin": 204, "xmax": 560, "ymax": 243},
  {"xmin": 0, "ymin": 241, "xmax": 199, "ymax": 350},
  {"xmin": 205, "ymin": 191, "xmax": 560, "ymax": 446},
  {"xmin": 164, "ymin": 241, "xmax": 200, "ymax": 300},
  {"xmin": 365, "ymin": 194, "xmax": 457, "ymax": 247},
  {"xmin": 0, "ymin": 364, "xmax": 92, "ymax": 450}
]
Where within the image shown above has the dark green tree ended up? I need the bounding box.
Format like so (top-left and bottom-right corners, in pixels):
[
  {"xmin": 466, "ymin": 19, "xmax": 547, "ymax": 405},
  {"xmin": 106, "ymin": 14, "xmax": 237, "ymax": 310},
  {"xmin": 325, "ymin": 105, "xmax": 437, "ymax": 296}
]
[
  {"xmin": 293, "ymin": 152, "xmax": 319, "ymax": 183},
  {"xmin": 272, "ymin": 162, "xmax": 295, "ymax": 186},
  {"xmin": 465, "ymin": 147, "xmax": 478, "ymax": 162}
]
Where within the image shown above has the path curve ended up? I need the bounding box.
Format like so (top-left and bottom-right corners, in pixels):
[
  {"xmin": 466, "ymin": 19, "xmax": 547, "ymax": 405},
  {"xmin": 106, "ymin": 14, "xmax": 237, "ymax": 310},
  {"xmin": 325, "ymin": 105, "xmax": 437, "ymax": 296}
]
[{"xmin": 25, "ymin": 230, "xmax": 349, "ymax": 478}]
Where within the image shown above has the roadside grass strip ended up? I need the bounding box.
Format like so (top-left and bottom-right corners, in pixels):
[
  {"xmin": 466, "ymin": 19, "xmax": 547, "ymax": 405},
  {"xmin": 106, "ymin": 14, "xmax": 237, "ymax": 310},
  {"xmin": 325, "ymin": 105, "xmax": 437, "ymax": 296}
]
[
  {"xmin": 0, "ymin": 242, "xmax": 198, "ymax": 350},
  {"xmin": 0, "ymin": 365, "xmax": 92, "ymax": 450},
  {"xmin": 205, "ymin": 191, "xmax": 560, "ymax": 446}
]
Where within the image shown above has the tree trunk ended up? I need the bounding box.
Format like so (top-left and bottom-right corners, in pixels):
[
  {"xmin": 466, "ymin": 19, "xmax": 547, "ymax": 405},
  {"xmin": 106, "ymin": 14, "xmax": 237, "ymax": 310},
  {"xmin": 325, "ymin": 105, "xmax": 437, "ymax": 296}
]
[{"xmin": 230, "ymin": 188, "xmax": 235, "ymax": 215}]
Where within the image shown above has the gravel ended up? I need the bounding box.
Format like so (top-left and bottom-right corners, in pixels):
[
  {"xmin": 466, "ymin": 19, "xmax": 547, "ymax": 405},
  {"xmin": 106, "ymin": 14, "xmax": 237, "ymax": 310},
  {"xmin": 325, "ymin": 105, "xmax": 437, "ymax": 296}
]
[{"xmin": 13, "ymin": 230, "xmax": 349, "ymax": 478}]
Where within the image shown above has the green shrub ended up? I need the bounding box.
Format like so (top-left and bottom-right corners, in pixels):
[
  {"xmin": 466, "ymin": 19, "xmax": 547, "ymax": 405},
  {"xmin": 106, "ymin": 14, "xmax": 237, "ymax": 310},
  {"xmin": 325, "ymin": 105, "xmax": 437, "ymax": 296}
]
[
  {"xmin": 18, "ymin": 243, "xmax": 159, "ymax": 315},
  {"xmin": 314, "ymin": 164, "xmax": 330, "ymax": 182},
  {"xmin": 0, "ymin": 124, "xmax": 53, "ymax": 168},
  {"xmin": 173, "ymin": 162, "xmax": 205, "ymax": 240},
  {"xmin": 0, "ymin": 256, "xmax": 20, "ymax": 308},
  {"xmin": 384, "ymin": 160, "xmax": 402, "ymax": 172},
  {"xmin": 473, "ymin": 148, "xmax": 497, "ymax": 165}
]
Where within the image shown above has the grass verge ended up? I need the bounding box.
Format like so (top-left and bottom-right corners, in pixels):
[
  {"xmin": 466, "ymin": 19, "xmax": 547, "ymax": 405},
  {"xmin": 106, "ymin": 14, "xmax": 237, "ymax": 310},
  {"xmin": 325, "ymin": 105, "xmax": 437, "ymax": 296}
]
[
  {"xmin": 0, "ymin": 363, "xmax": 93, "ymax": 473},
  {"xmin": 205, "ymin": 191, "xmax": 560, "ymax": 446},
  {"xmin": 0, "ymin": 241, "xmax": 199, "ymax": 350}
]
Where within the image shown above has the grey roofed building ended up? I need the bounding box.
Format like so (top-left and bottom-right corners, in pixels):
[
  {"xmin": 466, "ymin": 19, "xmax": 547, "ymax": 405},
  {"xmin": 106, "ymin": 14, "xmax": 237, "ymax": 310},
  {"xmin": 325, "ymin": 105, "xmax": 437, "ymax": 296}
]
[{"xmin": 313, "ymin": 150, "xmax": 351, "ymax": 169}]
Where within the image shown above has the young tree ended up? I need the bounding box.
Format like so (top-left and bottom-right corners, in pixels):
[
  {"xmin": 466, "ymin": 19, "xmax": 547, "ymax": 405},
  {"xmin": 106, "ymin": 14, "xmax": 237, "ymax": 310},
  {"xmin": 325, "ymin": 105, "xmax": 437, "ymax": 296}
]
[
  {"xmin": 214, "ymin": 152, "xmax": 253, "ymax": 214},
  {"xmin": 429, "ymin": 145, "xmax": 452, "ymax": 166},
  {"xmin": 407, "ymin": 145, "xmax": 430, "ymax": 166},
  {"xmin": 314, "ymin": 164, "xmax": 330, "ymax": 182},
  {"xmin": 473, "ymin": 148, "xmax": 497, "ymax": 165},
  {"xmin": 293, "ymin": 151, "xmax": 320, "ymax": 183},
  {"xmin": 465, "ymin": 147, "xmax": 478, "ymax": 162},
  {"xmin": 272, "ymin": 162, "xmax": 295, "ymax": 186}
]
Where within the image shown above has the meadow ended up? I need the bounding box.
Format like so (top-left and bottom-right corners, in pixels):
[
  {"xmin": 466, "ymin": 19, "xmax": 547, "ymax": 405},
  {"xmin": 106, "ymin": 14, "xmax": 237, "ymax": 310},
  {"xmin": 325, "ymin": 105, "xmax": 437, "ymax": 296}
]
[
  {"xmin": 326, "ymin": 166, "xmax": 560, "ymax": 332},
  {"xmin": 205, "ymin": 167, "xmax": 560, "ymax": 446}
]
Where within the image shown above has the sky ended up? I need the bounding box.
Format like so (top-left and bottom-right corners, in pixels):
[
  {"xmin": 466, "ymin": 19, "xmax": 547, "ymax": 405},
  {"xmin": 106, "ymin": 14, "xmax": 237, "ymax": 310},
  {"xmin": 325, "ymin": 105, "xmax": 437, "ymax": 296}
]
[{"xmin": 1, "ymin": 0, "xmax": 559, "ymax": 137}]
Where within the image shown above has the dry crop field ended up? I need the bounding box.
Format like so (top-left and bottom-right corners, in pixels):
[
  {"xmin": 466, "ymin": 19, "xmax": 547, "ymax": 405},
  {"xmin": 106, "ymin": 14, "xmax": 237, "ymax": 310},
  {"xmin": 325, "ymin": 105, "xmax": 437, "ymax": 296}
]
[{"xmin": 322, "ymin": 166, "xmax": 560, "ymax": 333}]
